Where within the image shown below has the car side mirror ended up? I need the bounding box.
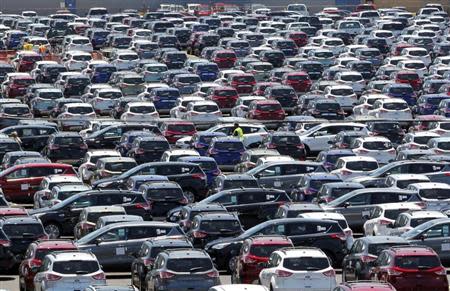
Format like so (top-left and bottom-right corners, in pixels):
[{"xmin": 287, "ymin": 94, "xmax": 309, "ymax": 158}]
[
  {"xmin": 95, "ymin": 238, "xmax": 102, "ymax": 245},
  {"xmin": 343, "ymin": 202, "xmax": 350, "ymax": 208},
  {"xmin": 418, "ymin": 234, "xmax": 427, "ymax": 241},
  {"xmin": 362, "ymin": 214, "xmax": 369, "ymax": 220}
]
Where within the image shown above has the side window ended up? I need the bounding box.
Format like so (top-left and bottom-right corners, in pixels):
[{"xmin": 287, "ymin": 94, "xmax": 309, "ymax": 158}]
[
  {"xmin": 98, "ymin": 227, "xmax": 127, "ymax": 242},
  {"xmin": 259, "ymin": 166, "xmax": 281, "ymax": 177},
  {"xmin": 7, "ymin": 168, "xmax": 28, "ymax": 179},
  {"xmin": 347, "ymin": 193, "xmax": 371, "ymax": 206},
  {"xmin": 424, "ymin": 223, "xmax": 450, "ymax": 238},
  {"xmin": 259, "ymin": 224, "xmax": 286, "ymax": 235},
  {"xmin": 215, "ymin": 193, "xmax": 236, "ymax": 205},
  {"xmin": 71, "ymin": 195, "xmax": 94, "ymax": 208}
]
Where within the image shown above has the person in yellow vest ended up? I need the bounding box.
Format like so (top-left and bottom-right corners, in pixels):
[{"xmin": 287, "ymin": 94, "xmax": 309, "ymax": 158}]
[
  {"xmin": 38, "ymin": 44, "xmax": 47, "ymax": 56},
  {"xmin": 23, "ymin": 42, "xmax": 33, "ymax": 51},
  {"xmin": 232, "ymin": 123, "xmax": 244, "ymax": 140}
]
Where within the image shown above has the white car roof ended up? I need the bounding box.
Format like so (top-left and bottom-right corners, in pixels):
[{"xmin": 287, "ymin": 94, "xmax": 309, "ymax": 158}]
[
  {"xmin": 51, "ymin": 251, "xmax": 98, "ymax": 262},
  {"xmin": 405, "ymin": 210, "xmax": 446, "ymax": 219},
  {"xmin": 276, "ymin": 248, "xmax": 327, "ymax": 258},
  {"xmin": 166, "ymin": 149, "xmax": 199, "ymax": 155},
  {"xmin": 45, "ymin": 175, "xmax": 81, "ymax": 183},
  {"xmin": 338, "ymin": 156, "xmax": 378, "ymax": 163},
  {"xmin": 299, "ymin": 211, "xmax": 346, "ymax": 221},
  {"xmin": 376, "ymin": 202, "xmax": 423, "ymax": 210},
  {"xmin": 88, "ymin": 150, "xmax": 121, "ymax": 157},
  {"xmin": 379, "ymin": 98, "xmax": 408, "ymax": 104},
  {"xmin": 358, "ymin": 136, "xmax": 392, "ymax": 143},
  {"xmin": 387, "ymin": 174, "xmax": 430, "ymax": 181},
  {"xmin": 128, "ymin": 102, "xmax": 155, "ymax": 107},
  {"xmin": 409, "ymin": 182, "xmax": 450, "ymax": 189},
  {"xmin": 66, "ymin": 103, "xmax": 93, "ymax": 108},
  {"xmin": 328, "ymin": 85, "xmax": 353, "ymax": 90},
  {"xmin": 212, "ymin": 285, "xmax": 269, "ymax": 291}
]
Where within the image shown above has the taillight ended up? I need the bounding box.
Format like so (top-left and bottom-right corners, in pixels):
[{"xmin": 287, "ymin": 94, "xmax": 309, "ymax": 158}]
[
  {"xmin": 136, "ymin": 148, "xmax": 145, "ymax": 155},
  {"xmin": 361, "ymin": 254, "xmax": 377, "ymax": 263},
  {"xmin": 329, "ymin": 233, "xmax": 346, "ymax": 241},
  {"xmin": 212, "ymin": 169, "xmax": 221, "ymax": 176},
  {"xmin": 379, "ymin": 219, "xmax": 392, "ymax": 225},
  {"xmin": 80, "ymin": 143, "xmax": 88, "ymax": 150},
  {"xmin": 206, "ymin": 270, "xmax": 219, "ymax": 278},
  {"xmin": 92, "ymin": 272, "xmax": 105, "ymax": 280},
  {"xmin": 143, "ymin": 258, "xmax": 154, "ymax": 266},
  {"xmin": 387, "ymin": 267, "xmax": 403, "ymax": 276},
  {"xmin": 323, "ymin": 269, "xmax": 335, "ymax": 277},
  {"xmin": 433, "ymin": 267, "xmax": 447, "ymax": 275},
  {"xmin": 160, "ymin": 271, "xmax": 175, "ymax": 279},
  {"xmin": 135, "ymin": 202, "xmax": 151, "ymax": 210},
  {"xmin": 275, "ymin": 269, "xmax": 293, "ymax": 277},
  {"xmin": 49, "ymin": 145, "xmax": 60, "ymax": 150},
  {"xmin": 0, "ymin": 239, "xmax": 11, "ymax": 247},
  {"xmin": 29, "ymin": 259, "xmax": 42, "ymax": 268},
  {"xmin": 341, "ymin": 170, "xmax": 352, "ymax": 176},
  {"xmin": 192, "ymin": 173, "xmax": 206, "ymax": 180},
  {"xmin": 179, "ymin": 196, "xmax": 189, "ymax": 204},
  {"xmin": 266, "ymin": 143, "xmax": 277, "ymax": 149},
  {"xmin": 45, "ymin": 273, "xmax": 62, "ymax": 281}
]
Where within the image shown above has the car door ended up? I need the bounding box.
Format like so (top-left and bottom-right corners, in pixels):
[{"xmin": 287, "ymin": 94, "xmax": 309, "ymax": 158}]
[
  {"xmin": 304, "ymin": 126, "xmax": 335, "ymax": 152},
  {"xmin": 1, "ymin": 167, "xmax": 30, "ymax": 201},
  {"xmin": 255, "ymin": 165, "xmax": 282, "ymax": 189},
  {"xmin": 83, "ymin": 225, "xmax": 129, "ymax": 269},
  {"xmin": 335, "ymin": 192, "xmax": 372, "ymax": 229},
  {"xmin": 410, "ymin": 222, "xmax": 450, "ymax": 261}
]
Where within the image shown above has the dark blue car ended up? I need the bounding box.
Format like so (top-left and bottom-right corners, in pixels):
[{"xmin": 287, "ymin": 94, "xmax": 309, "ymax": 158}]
[
  {"xmin": 178, "ymin": 156, "xmax": 221, "ymax": 186},
  {"xmin": 90, "ymin": 64, "xmax": 117, "ymax": 83},
  {"xmin": 193, "ymin": 62, "xmax": 219, "ymax": 82},
  {"xmin": 89, "ymin": 29, "xmax": 109, "ymax": 49},
  {"xmin": 115, "ymin": 130, "xmax": 155, "ymax": 156},
  {"xmin": 414, "ymin": 94, "xmax": 450, "ymax": 115},
  {"xmin": 148, "ymin": 87, "xmax": 180, "ymax": 114},
  {"xmin": 382, "ymin": 83, "xmax": 416, "ymax": 106},
  {"xmin": 191, "ymin": 132, "xmax": 227, "ymax": 156},
  {"xmin": 207, "ymin": 137, "xmax": 245, "ymax": 170}
]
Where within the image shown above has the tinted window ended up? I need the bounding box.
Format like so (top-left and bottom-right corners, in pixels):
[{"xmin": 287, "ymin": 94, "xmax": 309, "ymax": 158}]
[
  {"xmin": 283, "ymin": 257, "xmax": 329, "ymax": 270},
  {"xmin": 53, "ymin": 260, "xmax": 99, "ymax": 274},
  {"xmin": 166, "ymin": 258, "xmax": 212, "ymax": 272},
  {"xmin": 395, "ymin": 256, "xmax": 440, "ymax": 269}
]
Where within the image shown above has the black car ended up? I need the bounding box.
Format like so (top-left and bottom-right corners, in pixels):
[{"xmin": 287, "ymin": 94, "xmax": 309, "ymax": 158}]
[
  {"xmin": 84, "ymin": 123, "xmax": 161, "ymax": 149},
  {"xmin": 0, "ymin": 125, "xmax": 57, "ymax": 152},
  {"xmin": 131, "ymin": 236, "xmax": 193, "ymax": 291},
  {"xmin": 201, "ymin": 188, "xmax": 291, "ymax": 229},
  {"xmin": 342, "ymin": 236, "xmax": 409, "ymax": 281},
  {"xmin": 205, "ymin": 218, "xmax": 347, "ymax": 269},
  {"xmin": 29, "ymin": 190, "xmax": 152, "ymax": 238},
  {"xmin": 273, "ymin": 203, "xmax": 324, "ymax": 219},
  {"xmin": 36, "ymin": 63, "xmax": 67, "ymax": 83},
  {"xmin": 139, "ymin": 181, "xmax": 188, "ymax": 217},
  {"xmin": 259, "ymin": 50, "xmax": 285, "ymax": 68},
  {"xmin": 209, "ymin": 174, "xmax": 259, "ymax": 195},
  {"xmin": 366, "ymin": 121, "xmax": 406, "ymax": 145},
  {"xmin": 127, "ymin": 136, "xmax": 170, "ymax": 164},
  {"xmin": 186, "ymin": 212, "xmax": 243, "ymax": 248},
  {"xmin": 305, "ymin": 99, "xmax": 345, "ymax": 120},
  {"xmin": 0, "ymin": 216, "xmax": 47, "ymax": 270},
  {"xmin": 261, "ymin": 131, "xmax": 305, "ymax": 160},
  {"xmin": 111, "ymin": 97, "xmax": 140, "ymax": 119},
  {"xmin": 93, "ymin": 162, "xmax": 208, "ymax": 202},
  {"xmin": 42, "ymin": 132, "xmax": 87, "ymax": 165}
]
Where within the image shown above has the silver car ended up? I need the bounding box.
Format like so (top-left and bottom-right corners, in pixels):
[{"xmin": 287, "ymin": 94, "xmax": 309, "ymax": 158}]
[
  {"xmin": 33, "ymin": 251, "xmax": 106, "ymax": 291},
  {"xmin": 76, "ymin": 221, "xmax": 184, "ymax": 270}
]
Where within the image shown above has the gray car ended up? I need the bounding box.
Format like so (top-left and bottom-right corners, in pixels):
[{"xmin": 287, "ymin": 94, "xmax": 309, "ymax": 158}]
[
  {"xmin": 401, "ymin": 218, "xmax": 450, "ymax": 263},
  {"xmin": 145, "ymin": 249, "xmax": 220, "ymax": 291},
  {"xmin": 246, "ymin": 161, "xmax": 325, "ymax": 193},
  {"xmin": 76, "ymin": 221, "xmax": 184, "ymax": 270},
  {"xmin": 323, "ymin": 189, "xmax": 422, "ymax": 230}
]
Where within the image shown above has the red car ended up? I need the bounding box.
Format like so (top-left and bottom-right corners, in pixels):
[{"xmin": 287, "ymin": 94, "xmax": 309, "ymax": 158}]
[
  {"xmin": 247, "ymin": 100, "xmax": 286, "ymax": 120},
  {"xmin": 393, "ymin": 71, "xmax": 422, "ymax": 91},
  {"xmin": 228, "ymin": 73, "xmax": 256, "ymax": 94},
  {"xmin": 19, "ymin": 239, "xmax": 77, "ymax": 291},
  {"xmin": 336, "ymin": 282, "xmax": 396, "ymax": 291},
  {"xmin": 287, "ymin": 31, "xmax": 308, "ymax": 47},
  {"xmin": 231, "ymin": 235, "xmax": 293, "ymax": 284},
  {"xmin": 370, "ymin": 246, "xmax": 448, "ymax": 291},
  {"xmin": 207, "ymin": 86, "xmax": 239, "ymax": 110},
  {"xmin": 281, "ymin": 72, "xmax": 312, "ymax": 93},
  {"xmin": 160, "ymin": 121, "xmax": 197, "ymax": 144},
  {"xmin": 212, "ymin": 49, "xmax": 237, "ymax": 69},
  {"xmin": 13, "ymin": 51, "xmax": 43, "ymax": 72},
  {"xmin": 0, "ymin": 163, "xmax": 76, "ymax": 203},
  {"xmin": 391, "ymin": 43, "xmax": 414, "ymax": 56},
  {"xmin": 5, "ymin": 74, "xmax": 35, "ymax": 98}
]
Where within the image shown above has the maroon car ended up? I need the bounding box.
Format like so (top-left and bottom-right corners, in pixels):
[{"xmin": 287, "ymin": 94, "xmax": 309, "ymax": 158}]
[
  {"xmin": 247, "ymin": 100, "xmax": 286, "ymax": 120},
  {"xmin": 207, "ymin": 86, "xmax": 239, "ymax": 110}
]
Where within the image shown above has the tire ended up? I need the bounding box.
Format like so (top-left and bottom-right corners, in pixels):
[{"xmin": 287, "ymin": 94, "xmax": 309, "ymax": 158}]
[
  {"xmin": 184, "ymin": 190, "xmax": 195, "ymax": 203},
  {"xmin": 44, "ymin": 222, "xmax": 62, "ymax": 239},
  {"xmin": 304, "ymin": 145, "xmax": 311, "ymax": 157}
]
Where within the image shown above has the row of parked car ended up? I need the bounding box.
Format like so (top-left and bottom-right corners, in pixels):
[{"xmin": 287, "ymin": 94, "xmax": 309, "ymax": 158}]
[{"xmin": 0, "ymin": 1, "xmax": 450, "ymax": 291}]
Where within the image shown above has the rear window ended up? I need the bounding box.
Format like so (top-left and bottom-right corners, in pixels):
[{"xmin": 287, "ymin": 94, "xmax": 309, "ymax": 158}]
[
  {"xmin": 272, "ymin": 135, "xmax": 301, "ymax": 144},
  {"xmin": 4, "ymin": 107, "xmax": 29, "ymax": 115},
  {"xmin": 283, "ymin": 257, "xmax": 329, "ymax": 271},
  {"xmin": 53, "ymin": 260, "xmax": 99, "ymax": 274},
  {"xmin": 199, "ymin": 219, "xmax": 241, "ymax": 232},
  {"xmin": 104, "ymin": 162, "xmax": 136, "ymax": 172},
  {"xmin": 250, "ymin": 244, "xmax": 289, "ymax": 257},
  {"xmin": 346, "ymin": 161, "xmax": 378, "ymax": 171},
  {"xmin": 232, "ymin": 76, "xmax": 255, "ymax": 83},
  {"xmin": 383, "ymin": 102, "xmax": 408, "ymax": 110},
  {"xmin": 223, "ymin": 179, "xmax": 258, "ymax": 189},
  {"xmin": 369, "ymin": 243, "xmax": 404, "ymax": 256},
  {"xmin": 316, "ymin": 103, "xmax": 340, "ymax": 111},
  {"xmin": 141, "ymin": 141, "xmax": 169, "ymax": 149},
  {"xmin": 419, "ymin": 189, "xmax": 450, "ymax": 200},
  {"xmin": 167, "ymin": 124, "xmax": 195, "ymax": 132},
  {"xmin": 395, "ymin": 255, "xmax": 440, "ymax": 269},
  {"xmin": 54, "ymin": 136, "xmax": 83, "ymax": 145},
  {"xmin": 0, "ymin": 143, "xmax": 20, "ymax": 152},
  {"xmin": 166, "ymin": 258, "xmax": 213, "ymax": 272},
  {"xmin": 123, "ymin": 77, "xmax": 143, "ymax": 84},
  {"xmin": 214, "ymin": 141, "xmax": 244, "ymax": 151},
  {"xmin": 384, "ymin": 209, "xmax": 408, "ymax": 220},
  {"xmin": 67, "ymin": 106, "xmax": 93, "ymax": 114},
  {"xmin": 398, "ymin": 73, "xmax": 419, "ymax": 80},
  {"xmin": 129, "ymin": 106, "xmax": 155, "ymax": 113},
  {"xmin": 146, "ymin": 188, "xmax": 183, "ymax": 200},
  {"xmin": 3, "ymin": 223, "xmax": 44, "ymax": 237},
  {"xmin": 362, "ymin": 141, "xmax": 392, "ymax": 150}
]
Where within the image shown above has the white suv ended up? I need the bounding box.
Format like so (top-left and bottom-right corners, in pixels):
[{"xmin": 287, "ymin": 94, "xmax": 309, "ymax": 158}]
[
  {"xmin": 386, "ymin": 210, "xmax": 446, "ymax": 236},
  {"xmin": 259, "ymin": 247, "xmax": 337, "ymax": 291},
  {"xmin": 33, "ymin": 251, "xmax": 106, "ymax": 291}
]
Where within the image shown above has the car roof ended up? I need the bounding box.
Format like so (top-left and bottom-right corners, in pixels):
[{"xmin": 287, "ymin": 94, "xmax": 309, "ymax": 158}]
[
  {"xmin": 164, "ymin": 248, "xmax": 208, "ymax": 259},
  {"xmin": 360, "ymin": 236, "xmax": 408, "ymax": 244},
  {"xmin": 35, "ymin": 239, "xmax": 76, "ymax": 249},
  {"xmin": 49, "ymin": 251, "xmax": 98, "ymax": 261},
  {"xmin": 389, "ymin": 245, "xmax": 437, "ymax": 256}
]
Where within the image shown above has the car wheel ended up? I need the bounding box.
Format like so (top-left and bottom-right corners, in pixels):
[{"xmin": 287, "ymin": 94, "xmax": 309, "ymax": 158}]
[
  {"xmin": 270, "ymin": 284, "xmax": 274, "ymax": 291},
  {"xmin": 304, "ymin": 145, "xmax": 311, "ymax": 157},
  {"xmin": 184, "ymin": 190, "xmax": 195, "ymax": 203},
  {"xmin": 44, "ymin": 223, "xmax": 61, "ymax": 238}
]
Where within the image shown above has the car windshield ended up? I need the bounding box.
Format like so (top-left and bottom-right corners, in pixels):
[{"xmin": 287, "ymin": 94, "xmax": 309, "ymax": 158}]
[
  {"xmin": 404, "ymin": 62, "xmax": 425, "ymax": 69},
  {"xmin": 316, "ymin": 103, "xmax": 340, "ymax": 111},
  {"xmin": 272, "ymin": 135, "xmax": 301, "ymax": 144},
  {"xmin": 13, "ymin": 79, "xmax": 34, "ymax": 86},
  {"xmin": 372, "ymin": 123, "xmax": 400, "ymax": 131},
  {"xmin": 438, "ymin": 142, "xmax": 450, "ymax": 150},
  {"xmin": 67, "ymin": 78, "xmax": 89, "ymax": 85},
  {"xmin": 53, "ymin": 260, "xmax": 99, "ymax": 274},
  {"xmin": 167, "ymin": 124, "xmax": 195, "ymax": 132},
  {"xmin": 178, "ymin": 76, "xmax": 201, "ymax": 83},
  {"xmin": 3, "ymin": 223, "xmax": 44, "ymax": 237},
  {"xmin": 123, "ymin": 77, "xmax": 143, "ymax": 84},
  {"xmin": 315, "ymin": 51, "xmax": 333, "ymax": 58},
  {"xmin": 193, "ymin": 105, "xmax": 218, "ymax": 113},
  {"xmin": 57, "ymin": 190, "xmax": 83, "ymax": 200},
  {"xmin": 341, "ymin": 74, "xmax": 363, "ymax": 82},
  {"xmin": 325, "ymin": 154, "xmax": 354, "ymax": 164},
  {"xmin": 55, "ymin": 136, "xmax": 83, "ymax": 145},
  {"xmin": 216, "ymin": 90, "xmax": 236, "ymax": 97},
  {"xmin": 199, "ymin": 220, "xmax": 241, "ymax": 233},
  {"xmin": 4, "ymin": 107, "xmax": 29, "ymax": 115},
  {"xmin": 346, "ymin": 161, "xmax": 378, "ymax": 171},
  {"xmin": 331, "ymin": 89, "xmax": 353, "ymax": 96},
  {"xmin": 283, "ymin": 257, "xmax": 329, "ymax": 271},
  {"xmin": 360, "ymin": 50, "xmax": 380, "ymax": 57},
  {"xmin": 72, "ymin": 55, "xmax": 91, "ymax": 61},
  {"xmin": 99, "ymin": 92, "xmax": 122, "ymax": 99},
  {"xmin": 166, "ymin": 258, "xmax": 213, "ymax": 273},
  {"xmin": 395, "ymin": 256, "xmax": 440, "ymax": 269},
  {"xmin": 39, "ymin": 92, "xmax": 63, "ymax": 99},
  {"xmin": 390, "ymin": 87, "xmax": 413, "ymax": 95},
  {"xmin": 67, "ymin": 107, "xmax": 93, "ymax": 114},
  {"xmin": 250, "ymin": 244, "xmax": 290, "ymax": 257},
  {"xmin": 384, "ymin": 209, "xmax": 409, "ymax": 220},
  {"xmin": 223, "ymin": 179, "xmax": 258, "ymax": 189},
  {"xmin": 104, "ymin": 161, "xmax": 136, "ymax": 172},
  {"xmin": 140, "ymin": 141, "xmax": 168, "ymax": 150},
  {"xmin": 328, "ymin": 187, "xmax": 360, "ymax": 198},
  {"xmin": 419, "ymin": 189, "xmax": 450, "ymax": 200},
  {"xmin": 363, "ymin": 141, "xmax": 392, "ymax": 150},
  {"xmin": 119, "ymin": 54, "xmax": 137, "ymax": 61},
  {"xmin": 310, "ymin": 179, "xmax": 339, "ymax": 190}
]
